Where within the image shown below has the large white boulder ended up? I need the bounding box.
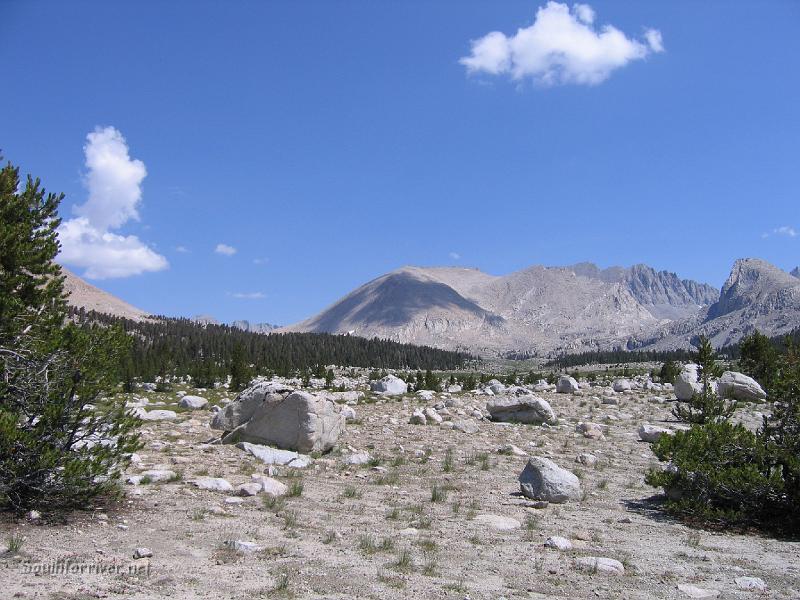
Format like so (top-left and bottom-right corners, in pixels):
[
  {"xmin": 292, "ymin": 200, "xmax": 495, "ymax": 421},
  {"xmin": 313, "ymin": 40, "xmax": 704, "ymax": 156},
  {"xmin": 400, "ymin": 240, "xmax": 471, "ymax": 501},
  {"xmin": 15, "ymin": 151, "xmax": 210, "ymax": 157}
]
[
  {"xmin": 137, "ymin": 409, "xmax": 177, "ymax": 421},
  {"xmin": 519, "ymin": 457, "xmax": 582, "ymax": 503},
  {"xmin": 556, "ymin": 376, "xmax": 579, "ymax": 394},
  {"xmin": 486, "ymin": 396, "xmax": 557, "ymax": 425},
  {"xmin": 674, "ymin": 364, "xmax": 703, "ymax": 400},
  {"xmin": 612, "ymin": 379, "xmax": 631, "ymax": 392},
  {"xmin": 221, "ymin": 389, "xmax": 344, "ymax": 453},
  {"xmin": 717, "ymin": 371, "xmax": 766, "ymax": 402},
  {"xmin": 638, "ymin": 423, "xmax": 674, "ymax": 443},
  {"xmin": 487, "ymin": 380, "xmax": 506, "ymax": 395},
  {"xmin": 211, "ymin": 379, "xmax": 293, "ymax": 431},
  {"xmin": 179, "ymin": 395, "xmax": 208, "ymax": 410},
  {"xmin": 370, "ymin": 375, "xmax": 408, "ymax": 396}
]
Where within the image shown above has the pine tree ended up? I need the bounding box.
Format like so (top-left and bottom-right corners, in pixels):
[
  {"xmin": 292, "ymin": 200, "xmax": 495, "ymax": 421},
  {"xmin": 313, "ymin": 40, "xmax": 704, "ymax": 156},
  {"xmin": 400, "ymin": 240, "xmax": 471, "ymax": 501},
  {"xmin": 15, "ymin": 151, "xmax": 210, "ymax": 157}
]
[
  {"xmin": 739, "ymin": 330, "xmax": 778, "ymax": 393},
  {"xmin": 673, "ymin": 336, "xmax": 735, "ymax": 424},
  {"xmin": 324, "ymin": 368, "xmax": 335, "ymax": 389},
  {"xmin": 228, "ymin": 343, "xmax": 250, "ymax": 392},
  {"xmin": 659, "ymin": 360, "xmax": 681, "ymax": 384},
  {"xmin": 0, "ymin": 157, "xmax": 141, "ymax": 511},
  {"xmin": 761, "ymin": 340, "xmax": 800, "ymax": 526},
  {"xmin": 0, "ymin": 160, "xmax": 65, "ymax": 350}
]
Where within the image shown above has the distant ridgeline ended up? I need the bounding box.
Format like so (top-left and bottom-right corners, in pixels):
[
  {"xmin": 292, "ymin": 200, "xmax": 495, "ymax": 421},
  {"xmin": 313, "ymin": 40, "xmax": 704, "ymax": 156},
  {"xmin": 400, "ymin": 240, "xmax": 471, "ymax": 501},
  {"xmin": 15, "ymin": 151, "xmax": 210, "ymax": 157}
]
[
  {"xmin": 68, "ymin": 308, "xmax": 472, "ymax": 380},
  {"xmin": 546, "ymin": 327, "xmax": 800, "ymax": 368}
]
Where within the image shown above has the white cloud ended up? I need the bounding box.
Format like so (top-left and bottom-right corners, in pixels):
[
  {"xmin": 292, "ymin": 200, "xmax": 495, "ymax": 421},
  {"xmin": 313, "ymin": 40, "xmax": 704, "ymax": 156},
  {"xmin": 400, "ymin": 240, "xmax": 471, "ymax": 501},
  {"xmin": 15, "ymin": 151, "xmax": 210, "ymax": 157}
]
[
  {"xmin": 74, "ymin": 127, "xmax": 147, "ymax": 230},
  {"xmin": 460, "ymin": 2, "xmax": 664, "ymax": 86},
  {"xmin": 229, "ymin": 292, "xmax": 265, "ymax": 299},
  {"xmin": 644, "ymin": 28, "xmax": 664, "ymax": 53},
  {"xmin": 176, "ymin": 245, "xmax": 189, "ymax": 253},
  {"xmin": 215, "ymin": 243, "xmax": 237, "ymax": 256},
  {"xmin": 763, "ymin": 226, "xmax": 797, "ymax": 239},
  {"xmin": 58, "ymin": 218, "xmax": 168, "ymax": 279},
  {"xmin": 449, "ymin": 252, "xmax": 461, "ymax": 260},
  {"xmin": 253, "ymin": 257, "xmax": 269, "ymax": 265},
  {"xmin": 57, "ymin": 127, "xmax": 168, "ymax": 279}
]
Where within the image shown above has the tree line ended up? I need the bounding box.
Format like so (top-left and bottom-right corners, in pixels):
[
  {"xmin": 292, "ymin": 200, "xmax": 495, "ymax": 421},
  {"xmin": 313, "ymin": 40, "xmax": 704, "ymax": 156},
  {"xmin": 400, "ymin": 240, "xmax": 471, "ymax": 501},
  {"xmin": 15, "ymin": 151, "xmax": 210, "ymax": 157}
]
[{"xmin": 68, "ymin": 308, "xmax": 473, "ymax": 387}]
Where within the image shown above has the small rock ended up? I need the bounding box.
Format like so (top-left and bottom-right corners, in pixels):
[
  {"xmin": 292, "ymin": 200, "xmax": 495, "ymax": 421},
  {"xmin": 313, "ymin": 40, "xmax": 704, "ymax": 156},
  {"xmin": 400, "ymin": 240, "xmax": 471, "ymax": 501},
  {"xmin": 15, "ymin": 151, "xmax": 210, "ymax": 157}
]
[
  {"xmin": 340, "ymin": 406, "xmax": 357, "ymax": 422},
  {"xmin": 130, "ymin": 469, "xmax": 177, "ymax": 484},
  {"xmin": 544, "ymin": 536, "xmax": 572, "ymax": 551},
  {"xmin": 473, "ymin": 514, "xmax": 521, "ymax": 530},
  {"xmin": 734, "ymin": 577, "xmax": 766, "ymax": 591},
  {"xmin": 500, "ymin": 444, "xmax": 527, "ymax": 457},
  {"xmin": 192, "ymin": 477, "xmax": 234, "ymax": 492},
  {"xmin": 424, "ymin": 407, "xmax": 443, "ymax": 425},
  {"xmin": 237, "ymin": 483, "xmax": 262, "ymax": 496},
  {"xmin": 677, "ymin": 584, "xmax": 720, "ymax": 598},
  {"xmin": 574, "ymin": 556, "xmax": 624, "ymax": 576},
  {"xmin": 638, "ymin": 423, "xmax": 674, "ymax": 443},
  {"xmin": 133, "ymin": 548, "xmax": 153, "ymax": 559},
  {"xmin": 251, "ymin": 475, "xmax": 288, "ymax": 497},
  {"xmin": 228, "ymin": 540, "xmax": 262, "ymax": 553},
  {"xmin": 452, "ymin": 420, "xmax": 478, "ymax": 434},
  {"xmin": 409, "ymin": 409, "xmax": 427, "ymax": 425},
  {"xmin": 575, "ymin": 422, "xmax": 605, "ymax": 440},
  {"xmin": 343, "ymin": 452, "xmax": 371, "ymax": 466}
]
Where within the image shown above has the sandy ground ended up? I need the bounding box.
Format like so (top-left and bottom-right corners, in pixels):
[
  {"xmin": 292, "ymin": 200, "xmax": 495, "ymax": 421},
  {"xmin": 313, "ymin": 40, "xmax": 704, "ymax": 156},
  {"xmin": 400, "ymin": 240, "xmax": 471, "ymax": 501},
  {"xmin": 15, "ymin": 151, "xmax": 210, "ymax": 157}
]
[{"xmin": 2, "ymin": 381, "xmax": 799, "ymax": 599}]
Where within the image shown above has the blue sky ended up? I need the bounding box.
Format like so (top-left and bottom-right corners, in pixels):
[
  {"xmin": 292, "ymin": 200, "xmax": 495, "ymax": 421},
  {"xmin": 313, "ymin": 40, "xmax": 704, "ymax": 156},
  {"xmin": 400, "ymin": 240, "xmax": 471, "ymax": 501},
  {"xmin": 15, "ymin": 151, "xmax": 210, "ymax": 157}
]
[{"xmin": 2, "ymin": 1, "xmax": 799, "ymax": 325}]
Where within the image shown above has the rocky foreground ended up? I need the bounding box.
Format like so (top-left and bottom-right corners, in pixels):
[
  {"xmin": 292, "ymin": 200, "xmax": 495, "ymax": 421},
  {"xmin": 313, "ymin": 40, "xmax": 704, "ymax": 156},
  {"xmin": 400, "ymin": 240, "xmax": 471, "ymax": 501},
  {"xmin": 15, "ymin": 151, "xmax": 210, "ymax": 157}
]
[{"xmin": 2, "ymin": 374, "xmax": 798, "ymax": 599}]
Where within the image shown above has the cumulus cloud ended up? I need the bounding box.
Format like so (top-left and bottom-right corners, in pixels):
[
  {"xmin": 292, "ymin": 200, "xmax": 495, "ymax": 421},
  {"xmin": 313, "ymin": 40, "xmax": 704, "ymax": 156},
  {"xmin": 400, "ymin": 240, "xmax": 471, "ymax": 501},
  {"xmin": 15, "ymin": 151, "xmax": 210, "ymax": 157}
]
[
  {"xmin": 460, "ymin": 2, "xmax": 664, "ymax": 86},
  {"xmin": 253, "ymin": 257, "xmax": 269, "ymax": 265},
  {"xmin": 762, "ymin": 226, "xmax": 797, "ymax": 239},
  {"xmin": 229, "ymin": 292, "xmax": 265, "ymax": 299},
  {"xmin": 215, "ymin": 243, "xmax": 237, "ymax": 256},
  {"xmin": 57, "ymin": 127, "xmax": 168, "ymax": 279},
  {"xmin": 449, "ymin": 252, "xmax": 461, "ymax": 260},
  {"xmin": 58, "ymin": 218, "xmax": 168, "ymax": 279},
  {"xmin": 175, "ymin": 245, "xmax": 189, "ymax": 253}
]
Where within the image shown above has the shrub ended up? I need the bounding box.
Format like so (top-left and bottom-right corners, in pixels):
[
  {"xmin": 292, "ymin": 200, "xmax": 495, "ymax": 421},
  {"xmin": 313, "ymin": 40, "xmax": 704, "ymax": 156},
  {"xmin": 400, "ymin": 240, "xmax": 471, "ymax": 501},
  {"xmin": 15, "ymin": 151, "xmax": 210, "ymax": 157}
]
[{"xmin": 645, "ymin": 422, "xmax": 780, "ymax": 524}]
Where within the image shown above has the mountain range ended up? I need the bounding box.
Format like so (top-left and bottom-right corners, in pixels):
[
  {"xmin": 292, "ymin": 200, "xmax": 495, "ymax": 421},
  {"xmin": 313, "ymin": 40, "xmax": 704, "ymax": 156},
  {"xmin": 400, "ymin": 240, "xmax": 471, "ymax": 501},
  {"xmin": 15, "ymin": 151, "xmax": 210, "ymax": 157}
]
[
  {"xmin": 284, "ymin": 259, "xmax": 800, "ymax": 356},
  {"xmin": 61, "ymin": 258, "xmax": 800, "ymax": 357}
]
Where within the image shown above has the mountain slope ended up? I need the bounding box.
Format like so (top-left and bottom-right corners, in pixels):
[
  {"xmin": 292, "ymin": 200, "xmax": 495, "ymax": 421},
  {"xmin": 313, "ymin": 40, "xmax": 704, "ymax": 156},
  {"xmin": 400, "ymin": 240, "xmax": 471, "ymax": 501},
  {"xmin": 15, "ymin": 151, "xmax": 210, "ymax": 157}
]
[
  {"xmin": 637, "ymin": 259, "xmax": 800, "ymax": 350},
  {"xmin": 62, "ymin": 268, "xmax": 149, "ymax": 321},
  {"xmin": 285, "ymin": 262, "xmax": 719, "ymax": 355}
]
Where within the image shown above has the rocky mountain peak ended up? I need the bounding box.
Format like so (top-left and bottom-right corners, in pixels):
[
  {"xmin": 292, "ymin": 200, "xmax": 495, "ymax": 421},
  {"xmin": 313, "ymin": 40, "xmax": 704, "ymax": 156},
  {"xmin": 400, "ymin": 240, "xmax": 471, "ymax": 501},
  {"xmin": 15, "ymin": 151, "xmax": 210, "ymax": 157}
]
[
  {"xmin": 707, "ymin": 258, "xmax": 800, "ymax": 320},
  {"xmin": 792, "ymin": 266, "xmax": 800, "ymax": 279}
]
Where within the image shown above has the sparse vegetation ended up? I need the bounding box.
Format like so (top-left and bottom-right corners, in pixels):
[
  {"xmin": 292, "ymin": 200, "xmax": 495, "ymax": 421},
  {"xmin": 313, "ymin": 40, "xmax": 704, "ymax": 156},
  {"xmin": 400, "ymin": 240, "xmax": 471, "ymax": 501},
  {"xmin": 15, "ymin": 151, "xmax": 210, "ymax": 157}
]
[{"xmin": 5, "ymin": 534, "xmax": 25, "ymax": 555}]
